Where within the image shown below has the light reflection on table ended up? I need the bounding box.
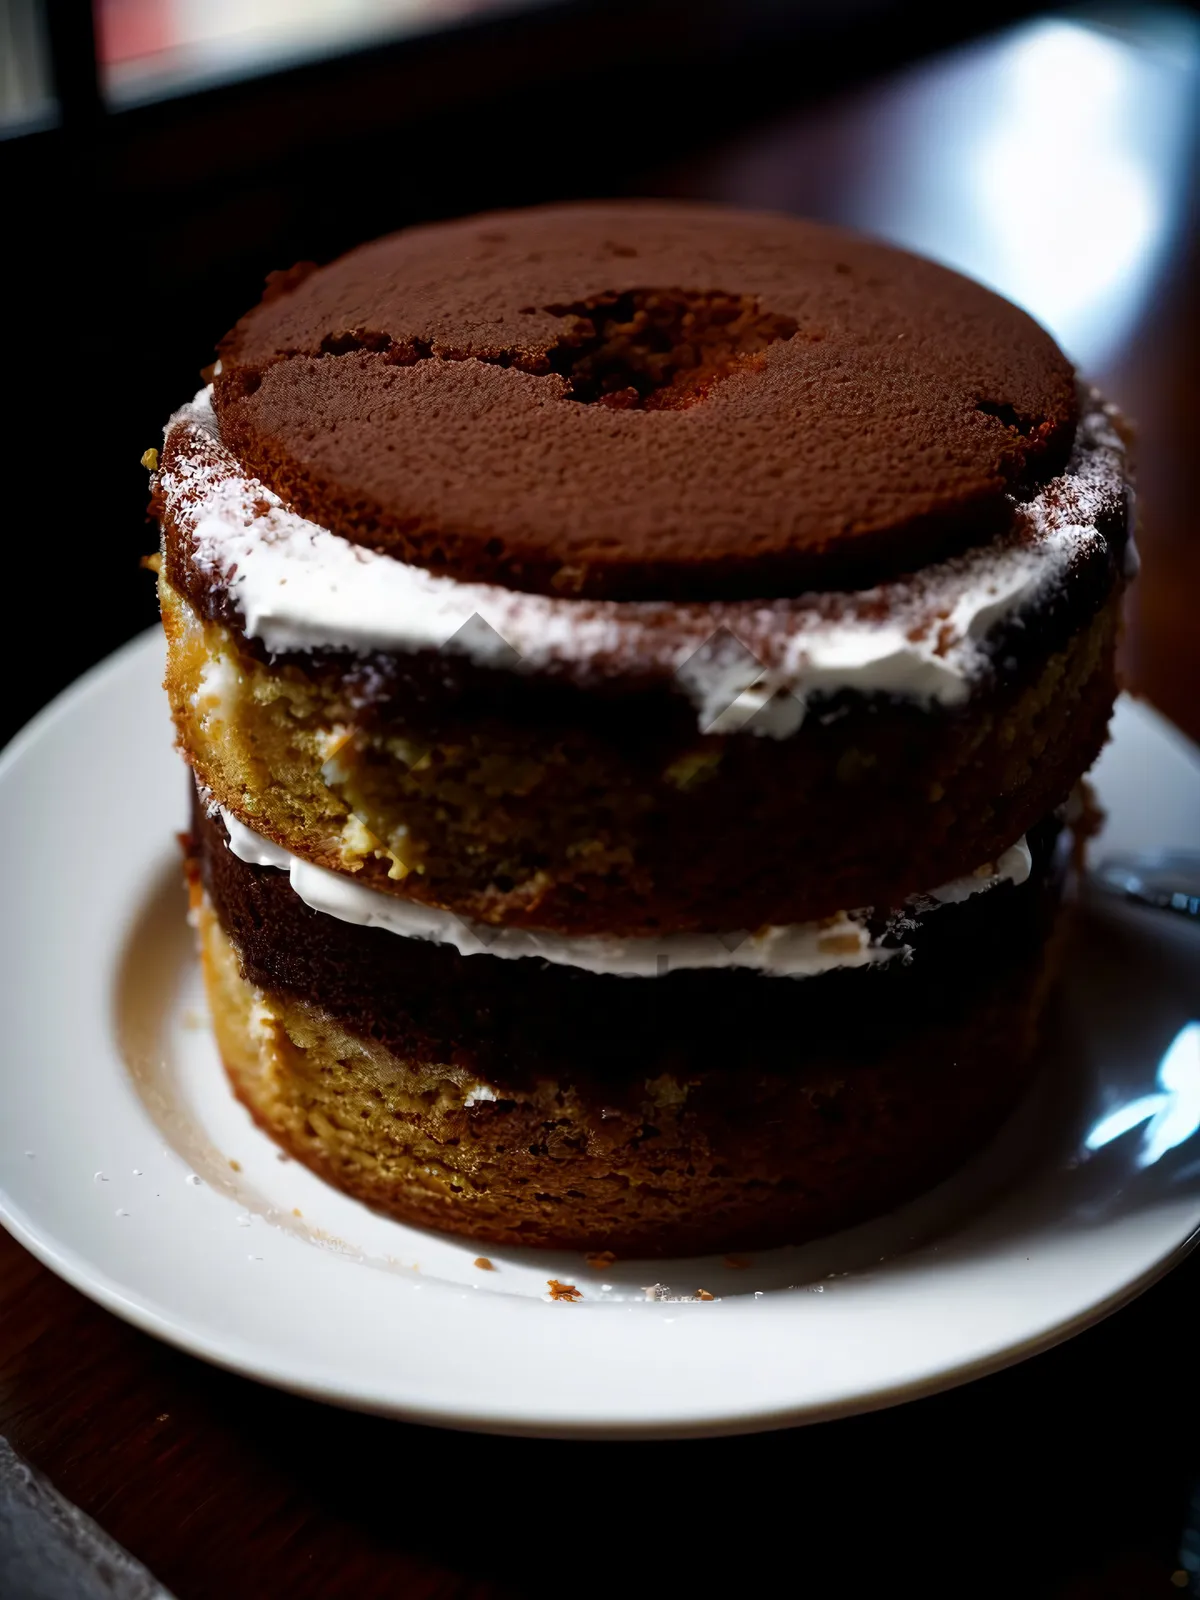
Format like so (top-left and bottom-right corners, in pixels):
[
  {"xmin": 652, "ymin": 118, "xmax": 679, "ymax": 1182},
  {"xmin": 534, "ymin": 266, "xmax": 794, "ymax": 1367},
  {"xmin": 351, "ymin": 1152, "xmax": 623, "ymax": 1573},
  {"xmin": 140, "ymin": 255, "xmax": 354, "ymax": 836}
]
[{"xmin": 693, "ymin": 10, "xmax": 1200, "ymax": 374}]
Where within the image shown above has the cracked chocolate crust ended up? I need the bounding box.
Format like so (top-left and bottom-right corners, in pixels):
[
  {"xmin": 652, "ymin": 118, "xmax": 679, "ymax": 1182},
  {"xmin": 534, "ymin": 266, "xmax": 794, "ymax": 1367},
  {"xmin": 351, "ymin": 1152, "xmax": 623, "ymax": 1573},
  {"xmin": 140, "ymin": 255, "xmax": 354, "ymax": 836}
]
[{"xmin": 212, "ymin": 201, "xmax": 1078, "ymax": 601}]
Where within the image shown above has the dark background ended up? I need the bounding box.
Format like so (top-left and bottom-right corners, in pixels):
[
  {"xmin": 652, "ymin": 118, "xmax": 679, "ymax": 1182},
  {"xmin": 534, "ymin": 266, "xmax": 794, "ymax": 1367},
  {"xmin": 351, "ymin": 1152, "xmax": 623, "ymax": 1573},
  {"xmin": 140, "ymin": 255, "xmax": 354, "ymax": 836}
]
[{"xmin": 2, "ymin": 2, "xmax": 1199, "ymax": 1595}]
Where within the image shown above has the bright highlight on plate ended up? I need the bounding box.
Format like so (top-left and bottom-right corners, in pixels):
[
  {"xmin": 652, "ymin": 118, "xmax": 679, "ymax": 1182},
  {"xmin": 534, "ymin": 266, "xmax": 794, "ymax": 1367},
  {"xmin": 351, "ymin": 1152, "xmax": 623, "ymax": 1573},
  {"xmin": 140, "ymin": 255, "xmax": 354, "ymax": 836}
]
[{"xmin": 1085, "ymin": 1021, "xmax": 1200, "ymax": 1169}]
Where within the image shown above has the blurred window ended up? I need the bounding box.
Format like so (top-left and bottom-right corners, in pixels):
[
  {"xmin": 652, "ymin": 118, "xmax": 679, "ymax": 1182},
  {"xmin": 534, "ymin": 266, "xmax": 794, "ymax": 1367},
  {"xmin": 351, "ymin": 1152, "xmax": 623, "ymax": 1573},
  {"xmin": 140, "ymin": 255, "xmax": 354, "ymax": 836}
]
[
  {"xmin": 0, "ymin": 0, "xmax": 54, "ymax": 133},
  {"xmin": 95, "ymin": 0, "xmax": 558, "ymax": 106}
]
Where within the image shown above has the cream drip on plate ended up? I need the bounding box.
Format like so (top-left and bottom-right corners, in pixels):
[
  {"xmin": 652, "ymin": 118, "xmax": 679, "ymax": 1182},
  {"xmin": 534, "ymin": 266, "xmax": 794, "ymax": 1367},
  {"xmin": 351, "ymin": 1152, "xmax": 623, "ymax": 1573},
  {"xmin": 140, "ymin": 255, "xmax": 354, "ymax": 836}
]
[
  {"xmin": 160, "ymin": 388, "xmax": 1128, "ymax": 739},
  {"xmin": 220, "ymin": 809, "xmax": 1031, "ymax": 979}
]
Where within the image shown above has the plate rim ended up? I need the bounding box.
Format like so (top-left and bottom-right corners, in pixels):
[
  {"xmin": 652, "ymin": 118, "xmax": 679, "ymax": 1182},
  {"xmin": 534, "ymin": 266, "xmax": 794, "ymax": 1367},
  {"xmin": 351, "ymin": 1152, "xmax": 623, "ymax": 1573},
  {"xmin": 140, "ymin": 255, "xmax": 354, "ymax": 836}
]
[{"xmin": 2, "ymin": 1165, "xmax": 1199, "ymax": 1440}]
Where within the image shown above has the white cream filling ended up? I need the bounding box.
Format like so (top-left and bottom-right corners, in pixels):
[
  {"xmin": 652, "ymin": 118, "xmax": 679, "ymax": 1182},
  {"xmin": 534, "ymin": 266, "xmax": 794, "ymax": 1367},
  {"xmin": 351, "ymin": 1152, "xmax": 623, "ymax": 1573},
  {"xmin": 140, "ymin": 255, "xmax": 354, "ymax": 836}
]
[
  {"xmin": 162, "ymin": 389, "xmax": 1127, "ymax": 740},
  {"xmin": 219, "ymin": 809, "xmax": 1031, "ymax": 978}
]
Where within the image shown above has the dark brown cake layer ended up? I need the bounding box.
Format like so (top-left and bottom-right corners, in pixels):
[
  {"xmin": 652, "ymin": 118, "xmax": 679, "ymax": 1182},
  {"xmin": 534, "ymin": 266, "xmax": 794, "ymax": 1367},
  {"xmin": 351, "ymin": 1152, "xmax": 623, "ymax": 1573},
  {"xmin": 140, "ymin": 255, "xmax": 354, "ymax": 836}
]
[
  {"xmin": 213, "ymin": 202, "xmax": 1078, "ymax": 600},
  {"xmin": 192, "ymin": 790, "xmax": 1066, "ymax": 1096}
]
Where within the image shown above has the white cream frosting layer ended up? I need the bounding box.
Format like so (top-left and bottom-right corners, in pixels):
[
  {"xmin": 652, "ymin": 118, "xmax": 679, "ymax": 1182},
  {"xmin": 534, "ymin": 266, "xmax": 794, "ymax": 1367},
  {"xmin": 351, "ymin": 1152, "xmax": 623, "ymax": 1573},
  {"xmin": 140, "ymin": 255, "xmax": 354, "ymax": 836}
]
[
  {"xmin": 220, "ymin": 808, "xmax": 1031, "ymax": 978},
  {"xmin": 161, "ymin": 388, "xmax": 1127, "ymax": 739}
]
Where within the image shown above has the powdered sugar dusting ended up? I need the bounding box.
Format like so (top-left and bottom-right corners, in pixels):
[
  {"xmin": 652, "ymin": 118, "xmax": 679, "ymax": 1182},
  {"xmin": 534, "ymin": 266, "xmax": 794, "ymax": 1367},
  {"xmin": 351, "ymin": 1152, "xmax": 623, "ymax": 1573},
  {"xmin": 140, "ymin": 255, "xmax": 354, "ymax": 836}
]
[{"xmin": 158, "ymin": 387, "xmax": 1128, "ymax": 738}]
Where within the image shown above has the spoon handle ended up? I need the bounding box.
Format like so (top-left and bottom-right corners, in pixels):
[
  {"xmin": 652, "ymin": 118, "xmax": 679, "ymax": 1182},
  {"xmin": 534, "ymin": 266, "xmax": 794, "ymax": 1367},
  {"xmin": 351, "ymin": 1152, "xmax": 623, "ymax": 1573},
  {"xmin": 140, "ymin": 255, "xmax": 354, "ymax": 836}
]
[{"xmin": 1090, "ymin": 852, "xmax": 1200, "ymax": 921}]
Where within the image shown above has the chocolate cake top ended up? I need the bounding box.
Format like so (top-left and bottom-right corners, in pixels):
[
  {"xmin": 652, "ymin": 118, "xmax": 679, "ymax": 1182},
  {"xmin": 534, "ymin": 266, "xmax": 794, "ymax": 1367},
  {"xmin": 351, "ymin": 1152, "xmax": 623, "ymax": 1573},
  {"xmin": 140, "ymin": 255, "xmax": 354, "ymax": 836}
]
[{"xmin": 213, "ymin": 201, "xmax": 1078, "ymax": 601}]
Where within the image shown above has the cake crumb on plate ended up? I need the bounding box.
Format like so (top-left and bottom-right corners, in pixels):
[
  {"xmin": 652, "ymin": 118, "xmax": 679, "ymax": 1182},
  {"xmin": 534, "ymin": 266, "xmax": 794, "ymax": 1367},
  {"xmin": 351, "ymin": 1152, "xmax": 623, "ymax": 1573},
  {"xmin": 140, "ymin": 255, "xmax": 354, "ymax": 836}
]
[{"xmin": 547, "ymin": 1279, "xmax": 582, "ymax": 1302}]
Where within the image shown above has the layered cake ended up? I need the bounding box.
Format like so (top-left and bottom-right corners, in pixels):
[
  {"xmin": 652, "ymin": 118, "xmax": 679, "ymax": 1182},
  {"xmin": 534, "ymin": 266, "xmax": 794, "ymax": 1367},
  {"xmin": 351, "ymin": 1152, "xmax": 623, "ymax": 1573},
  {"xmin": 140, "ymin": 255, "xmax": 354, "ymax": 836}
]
[{"xmin": 153, "ymin": 202, "xmax": 1133, "ymax": 1255}]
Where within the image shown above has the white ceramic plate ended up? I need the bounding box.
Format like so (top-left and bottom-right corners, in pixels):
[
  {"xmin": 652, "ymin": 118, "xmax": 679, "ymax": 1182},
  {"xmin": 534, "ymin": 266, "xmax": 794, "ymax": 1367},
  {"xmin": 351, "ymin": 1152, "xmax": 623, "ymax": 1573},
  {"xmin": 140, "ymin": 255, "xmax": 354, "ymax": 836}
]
[{"xmin": 0, "ymin": 631, "xmax": 1198, "ymax": 1439}]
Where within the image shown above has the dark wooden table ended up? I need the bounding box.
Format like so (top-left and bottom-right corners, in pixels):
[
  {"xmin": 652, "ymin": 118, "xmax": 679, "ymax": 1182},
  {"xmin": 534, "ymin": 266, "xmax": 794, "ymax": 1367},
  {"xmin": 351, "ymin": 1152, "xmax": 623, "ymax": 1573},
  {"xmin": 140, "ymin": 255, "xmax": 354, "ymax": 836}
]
[{"xmin": 2, "ymin": 15, "xmax": 1198, "ymax": 1598}]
